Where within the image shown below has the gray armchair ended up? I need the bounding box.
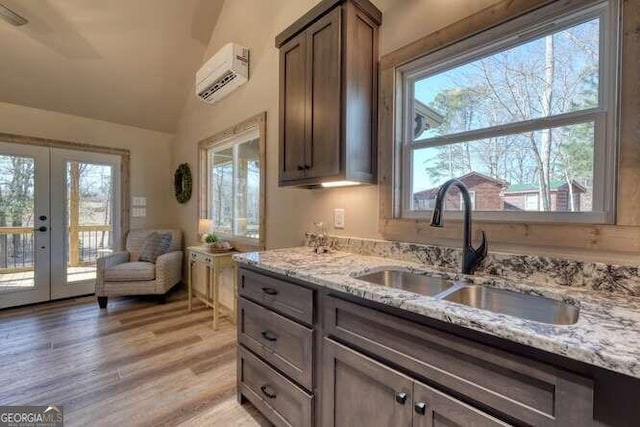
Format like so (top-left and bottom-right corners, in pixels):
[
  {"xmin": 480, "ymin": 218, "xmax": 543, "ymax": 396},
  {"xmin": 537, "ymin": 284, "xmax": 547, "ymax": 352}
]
[{"xmin": 96, "ymin": 229, "xmax": 183, "ymax": 308}]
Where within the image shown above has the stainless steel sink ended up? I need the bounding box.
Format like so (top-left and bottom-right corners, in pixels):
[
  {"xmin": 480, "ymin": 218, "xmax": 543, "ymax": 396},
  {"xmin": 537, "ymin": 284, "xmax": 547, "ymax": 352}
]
[
  {"xmin": 356, "ymin": 270, "xmax": 454, "ymax": 297},
  {"xmin": 442, "ymin": 285, "xmax": 580, "ymax": 325}
]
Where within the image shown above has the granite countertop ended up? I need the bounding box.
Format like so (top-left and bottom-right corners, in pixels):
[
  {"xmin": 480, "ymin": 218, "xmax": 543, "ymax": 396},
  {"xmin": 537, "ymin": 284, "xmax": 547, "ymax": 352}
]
[{"xmin": 234, "ymin": 247, "xmax": 640, "ymax": 380}]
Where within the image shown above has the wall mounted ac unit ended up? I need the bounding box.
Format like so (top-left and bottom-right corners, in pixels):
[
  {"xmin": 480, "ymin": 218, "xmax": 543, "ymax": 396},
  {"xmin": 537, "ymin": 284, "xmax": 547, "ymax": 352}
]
[{"xmin": 196, "ymin": 42, "xmax": 249, "ymax": 104}]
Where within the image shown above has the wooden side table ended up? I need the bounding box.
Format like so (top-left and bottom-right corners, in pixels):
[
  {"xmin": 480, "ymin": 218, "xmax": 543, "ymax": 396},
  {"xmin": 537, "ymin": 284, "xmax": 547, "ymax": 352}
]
[{"xmin": 186, "ymin": 246, "xmax": 238, "ymax": 330}]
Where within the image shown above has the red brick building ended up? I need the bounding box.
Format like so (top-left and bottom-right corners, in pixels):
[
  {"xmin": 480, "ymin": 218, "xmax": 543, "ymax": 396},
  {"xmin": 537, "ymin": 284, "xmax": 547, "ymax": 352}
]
[
  {"xmin": 502, "ymin": 181, "xmax": 586, "ymax": 212},
  {"xmin": 413, "ymin": 172, "xmax": 508, "ymax": 211},
  {"xmin": 413, "ymin": 173, "xmax": 587, "ymax": 212}
]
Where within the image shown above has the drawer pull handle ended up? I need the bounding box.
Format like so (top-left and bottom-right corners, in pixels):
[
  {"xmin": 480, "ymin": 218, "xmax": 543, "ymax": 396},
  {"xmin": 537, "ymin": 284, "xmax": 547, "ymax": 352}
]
[
  {"xmin": 262, "ymin": 287, "xmax": 278, "ymax": 296},
  {"xmin": 261, "ymin": 331, "xmax": 278, "ymax": 342},
  {"xmin": 414, "ymin": 402, "xmax": 427, "ymax": 415},
  {"xmin": 260, "ymin": 384, "xmax": 277, "ymax": 399},
  {"xmin": 395, "ymin": 392, "xmax": 408, "ymax": 405}
]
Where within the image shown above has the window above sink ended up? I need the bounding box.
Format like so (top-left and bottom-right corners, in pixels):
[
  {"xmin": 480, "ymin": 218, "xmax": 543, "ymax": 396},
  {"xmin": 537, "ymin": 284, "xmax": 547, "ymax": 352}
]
[{"xmin": 397, "ymin": 0, "xmax": 618, "ymax": 224}]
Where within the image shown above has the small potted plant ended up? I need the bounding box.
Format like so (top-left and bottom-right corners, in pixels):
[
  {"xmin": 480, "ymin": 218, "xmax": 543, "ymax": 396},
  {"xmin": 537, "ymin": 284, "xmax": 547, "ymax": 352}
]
[{"xmin": 204, "ymin": 233, "xmax": 232, "ymax": 252}]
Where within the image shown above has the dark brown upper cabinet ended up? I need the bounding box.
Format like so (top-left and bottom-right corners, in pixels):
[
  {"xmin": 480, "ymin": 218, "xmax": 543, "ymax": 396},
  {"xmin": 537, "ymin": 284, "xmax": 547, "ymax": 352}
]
[{"xmin": 276, "ymin": 0, "xmax": 381, "ymax": 187}]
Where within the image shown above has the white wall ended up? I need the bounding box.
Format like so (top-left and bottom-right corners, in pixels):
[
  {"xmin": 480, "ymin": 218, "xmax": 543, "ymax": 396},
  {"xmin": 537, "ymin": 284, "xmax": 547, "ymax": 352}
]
[
  {"xmin": 0, "ymin": 102, "xmax": 175, "ymax": 230},
  {"xmin": 171, "ymin": 0, "xmax": 501, "ymax": 249}
]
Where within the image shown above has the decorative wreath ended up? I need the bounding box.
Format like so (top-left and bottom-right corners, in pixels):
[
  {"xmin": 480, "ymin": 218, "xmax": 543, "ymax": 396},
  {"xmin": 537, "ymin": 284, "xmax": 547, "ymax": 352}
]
[{"xmin": 174, "ymin": 163, "xmax": 192, "ymax": 204}]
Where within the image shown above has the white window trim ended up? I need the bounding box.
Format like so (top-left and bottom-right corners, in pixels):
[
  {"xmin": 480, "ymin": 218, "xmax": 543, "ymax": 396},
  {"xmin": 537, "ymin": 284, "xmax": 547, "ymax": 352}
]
[
  {"xmin": 397, "ymin": 0, "xmax": 619, "ymax": 224},
  {"xmin": 206, "ymin": 127, "xmax": 260, "ymax": 245},
  {"xmin": 525, "ymin": 193, "xmax": 540, "ymax": 212},
  {"xmin": 461, "ymin": 191, "xmax": 476, "ymax": 211}
]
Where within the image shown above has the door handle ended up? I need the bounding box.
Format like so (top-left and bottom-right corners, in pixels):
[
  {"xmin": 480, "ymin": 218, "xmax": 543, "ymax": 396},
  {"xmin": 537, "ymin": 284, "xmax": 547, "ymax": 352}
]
[{"xmin": 35, "ymin": 226, "xmax": 48, "ymax": 232}]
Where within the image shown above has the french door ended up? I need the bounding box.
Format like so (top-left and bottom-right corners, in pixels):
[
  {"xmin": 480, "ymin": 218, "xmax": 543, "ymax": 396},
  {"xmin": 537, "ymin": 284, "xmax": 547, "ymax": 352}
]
[{"xmin": 0, "ymin": 142, "xmax": 121, "ymax": 309}]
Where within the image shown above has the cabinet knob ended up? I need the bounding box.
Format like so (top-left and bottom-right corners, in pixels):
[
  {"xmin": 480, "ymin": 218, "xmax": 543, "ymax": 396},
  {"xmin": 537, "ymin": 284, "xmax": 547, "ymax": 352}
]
[
  {"xmin": 395, "ymin": 392, "xmax": 408, "ymax": 405},
  {"xmin": 304, "ymin": 164, "xmax": 311, "ymax": 170},
  {"xmin": 297, "ymin": 165, "xmax": 305, "ymax": 171},
  {"xmin": 414, "ymin": 402, "xmax": 427, "ymax": 415}
]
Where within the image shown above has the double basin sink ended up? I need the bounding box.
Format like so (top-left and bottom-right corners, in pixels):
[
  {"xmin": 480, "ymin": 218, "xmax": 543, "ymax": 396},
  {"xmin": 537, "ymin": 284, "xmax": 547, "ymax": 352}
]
[{"xmin": 357, "ymin": 270, "xmax": 579, "ymax": 325}]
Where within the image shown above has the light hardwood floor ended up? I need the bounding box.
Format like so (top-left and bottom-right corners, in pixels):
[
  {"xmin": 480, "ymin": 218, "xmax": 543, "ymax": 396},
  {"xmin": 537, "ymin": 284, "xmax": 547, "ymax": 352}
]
[{"xmin": 0, "ymin": 289, "xmax": 270, "ymax": 427}]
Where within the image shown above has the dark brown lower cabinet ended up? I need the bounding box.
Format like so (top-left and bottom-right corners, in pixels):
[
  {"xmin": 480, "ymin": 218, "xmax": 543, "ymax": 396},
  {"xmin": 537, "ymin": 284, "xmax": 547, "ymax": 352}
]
[
  {"xmin": 322, "ymin": 339, "xmax": 413, "ymax": 427},
  {"xmin": 239, "ymin": 346, "xmax": 314, "ymax": 427},
  {"xmin": 238, "ymin": 267, "xmax": 640, "ymax": 426},
  {"xmin": 323, "ymin": 295, "xmax": 594, "ymax": 426},
  {"xmin": 322, "ymin": 338, "xmax": 508, "ymax": 427}
]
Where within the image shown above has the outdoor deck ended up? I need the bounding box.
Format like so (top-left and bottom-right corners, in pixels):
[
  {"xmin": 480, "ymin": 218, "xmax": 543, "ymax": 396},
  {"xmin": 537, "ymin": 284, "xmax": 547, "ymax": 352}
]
[
  {"xmin": 0, "ymin": 266, "xmax": 97, "ymax": 292},
  {"xmin": 0, "ymin": 224, "xmax": 111, "ymax": 293}
]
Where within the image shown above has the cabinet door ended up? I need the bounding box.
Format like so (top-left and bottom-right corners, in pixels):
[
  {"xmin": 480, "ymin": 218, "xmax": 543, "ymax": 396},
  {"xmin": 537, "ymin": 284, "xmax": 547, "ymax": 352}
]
[
  {"xmin": 305, "ymin": 7, "xmax": 342, "ymax": 180},
  {"xmin": 279, "ymin": 32, "xmax": 308, "ymax": 183},
  {"xmin": 412, "ymin": 381, "xmax": 511, "ymax": 427},
  {"xmin": 322, "ymin": 339, "xmax": 413, "ymax": 427}
]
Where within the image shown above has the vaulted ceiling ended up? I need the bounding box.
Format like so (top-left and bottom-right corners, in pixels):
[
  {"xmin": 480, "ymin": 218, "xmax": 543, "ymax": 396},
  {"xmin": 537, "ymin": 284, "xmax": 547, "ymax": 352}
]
[{"xmin": 0, "ymin": 0, "xmax": 224, "ymax": 132}]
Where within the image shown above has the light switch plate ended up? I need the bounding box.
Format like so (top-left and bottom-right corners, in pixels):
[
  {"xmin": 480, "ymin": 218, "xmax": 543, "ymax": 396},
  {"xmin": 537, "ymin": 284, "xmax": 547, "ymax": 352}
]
[
  {"xmin": 132, "ymin": 207, "xmax": 147, "ymax": 217},
  {"xmin": 334, "ymin": 208, "xmax": 345, "ymax": 229},
  {"xmin": 133, "ymin": 197, "xmax": 147, "ymax": 207}
]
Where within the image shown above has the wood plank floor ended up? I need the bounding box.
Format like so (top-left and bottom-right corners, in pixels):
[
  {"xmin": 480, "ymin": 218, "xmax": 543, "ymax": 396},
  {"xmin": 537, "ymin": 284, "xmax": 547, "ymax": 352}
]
[{"xmin": 0, "ymin": 289, "xmax": 270, "ymax": 427}]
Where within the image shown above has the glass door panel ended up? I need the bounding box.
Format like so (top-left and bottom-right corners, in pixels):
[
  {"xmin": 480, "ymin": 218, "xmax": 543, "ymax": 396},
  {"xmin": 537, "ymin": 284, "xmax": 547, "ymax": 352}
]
[
  {"xmin": 0, "ymin": 142, "xmax": 50, "ymax": 309},
  {"xmin": 51, "ymin": 149, "xmax": 120, "ymax": 299},
  {"xmin": 67, "ymin": 161, "xmax": 114, "ymax": 284}
]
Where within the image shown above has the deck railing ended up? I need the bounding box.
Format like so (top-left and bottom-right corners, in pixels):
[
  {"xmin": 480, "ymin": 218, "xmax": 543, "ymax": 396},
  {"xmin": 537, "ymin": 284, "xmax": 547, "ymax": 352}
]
[
  {"xmin": 72, "ymin": 225, "xmax": 113, "ymax": 265},
  {"xmin": 0, "ymin": 225, "xmax": 112, "ymax": 272}
]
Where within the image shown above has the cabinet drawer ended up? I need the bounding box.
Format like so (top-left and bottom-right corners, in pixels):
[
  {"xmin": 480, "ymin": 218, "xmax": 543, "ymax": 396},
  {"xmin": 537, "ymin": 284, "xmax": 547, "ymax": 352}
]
[
  {"xmin": 239, "ymin": 297, "xmax": 314, "ymax": 390},
  {"xmin": 325, "ymin": 296, "xmax": 594, "ymax": 426},
  {"xmin": 239, "ymin": 269, "xmax": 314, "ymax": 325},
  {"xmin": 189, "ymin": 250, "xmax": 212, "ymax": 264},
  {"xmin": 239, "ymin": 346, "xmax": 313, "ymax": 427}
]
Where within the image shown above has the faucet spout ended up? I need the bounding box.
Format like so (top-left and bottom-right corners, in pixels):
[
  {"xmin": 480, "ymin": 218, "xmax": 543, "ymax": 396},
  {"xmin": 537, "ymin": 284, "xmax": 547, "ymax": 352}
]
[{"xmin": 429, "ymin": 178, "xmax": 488, "ymax": 275}]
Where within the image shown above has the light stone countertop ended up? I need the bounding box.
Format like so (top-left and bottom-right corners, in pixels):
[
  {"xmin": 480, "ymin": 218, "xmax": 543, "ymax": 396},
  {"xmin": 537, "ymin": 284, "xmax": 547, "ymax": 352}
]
[{"xmin": 234, "ymin": 247, "xmax": 640, "ymax": 380}]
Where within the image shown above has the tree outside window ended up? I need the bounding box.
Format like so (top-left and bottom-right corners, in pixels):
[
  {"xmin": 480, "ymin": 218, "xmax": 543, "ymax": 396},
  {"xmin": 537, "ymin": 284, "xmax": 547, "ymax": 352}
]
[{"xmin": 403, "ymin": 3, "xmax": 615, "ymax": 221}]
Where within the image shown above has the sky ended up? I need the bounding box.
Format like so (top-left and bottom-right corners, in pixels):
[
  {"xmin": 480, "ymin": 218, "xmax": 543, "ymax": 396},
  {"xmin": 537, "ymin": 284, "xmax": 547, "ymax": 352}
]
[{"xmin": 410, "ymin": 17, "xmax": 599, "ymax": 192}]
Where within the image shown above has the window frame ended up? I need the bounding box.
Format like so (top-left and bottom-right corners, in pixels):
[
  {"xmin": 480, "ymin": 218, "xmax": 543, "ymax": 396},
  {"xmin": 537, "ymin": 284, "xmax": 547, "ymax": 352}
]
[
  {"xmin": 525, "ymin": 193, "xmax": 540, "ymax": 211},
  {"xmin": 461, "ymin": 191, "xmax": 476, "ymax": 211},
  {"xmin": 396, "ymin": 0, "xmax": 619, "ymax": 224},
  {"xmin": 198, "ymin": 112, "xmax": 266, "ymax": 250}
]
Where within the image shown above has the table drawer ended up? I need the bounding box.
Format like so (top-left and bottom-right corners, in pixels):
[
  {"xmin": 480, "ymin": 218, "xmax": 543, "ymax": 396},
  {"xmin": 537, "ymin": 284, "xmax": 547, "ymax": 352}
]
[
  {"xmin": 239, "ymin": 346, "xmax": 313, "ymax": 427},
  {"xmin": 239, "ymin": 269, "xmax": 314, "ymax": 325},
  {"xmin": 189, "ymin": 250, "xmax": 213, "ymax": 264},
  {"xmin": 239, "ymin": 297, "xmax": 314, "ymax": 389}
]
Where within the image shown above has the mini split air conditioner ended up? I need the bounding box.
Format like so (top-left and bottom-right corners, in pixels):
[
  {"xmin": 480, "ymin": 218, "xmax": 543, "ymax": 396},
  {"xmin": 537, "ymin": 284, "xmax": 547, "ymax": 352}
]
[{"xmin": 196, "ymin": 42, "xmax": 249, "ymax": 104}]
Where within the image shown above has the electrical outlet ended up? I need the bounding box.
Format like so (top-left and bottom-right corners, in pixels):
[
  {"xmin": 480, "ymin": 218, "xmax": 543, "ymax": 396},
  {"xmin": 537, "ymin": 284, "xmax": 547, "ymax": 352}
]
[{"xmin": 334, "ymin": 208, "xmax": 345, "ymax": 229}]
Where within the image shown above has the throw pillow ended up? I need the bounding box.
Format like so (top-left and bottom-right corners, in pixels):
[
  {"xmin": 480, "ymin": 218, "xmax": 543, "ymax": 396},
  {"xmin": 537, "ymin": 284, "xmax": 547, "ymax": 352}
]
[{"xmin": 139, "ymin": 232, "xmax": 173, "ymax": 263}]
